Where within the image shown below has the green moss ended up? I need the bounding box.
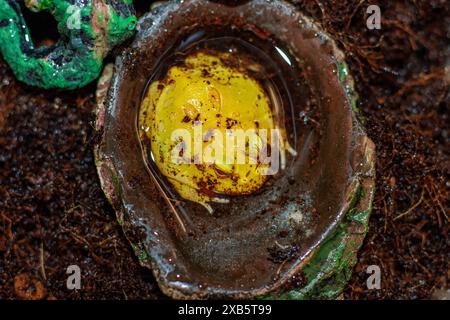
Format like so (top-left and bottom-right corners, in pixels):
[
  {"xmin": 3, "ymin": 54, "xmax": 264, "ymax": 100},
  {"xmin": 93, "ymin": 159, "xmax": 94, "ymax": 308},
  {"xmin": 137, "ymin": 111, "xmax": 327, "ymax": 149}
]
[
  {"xmin": 131, "ymin": 243, "xmax": 151, "ymax": 264},
  {"xmin": 337, "ymin": 60, "xmax": 361, "ymax": 117}
]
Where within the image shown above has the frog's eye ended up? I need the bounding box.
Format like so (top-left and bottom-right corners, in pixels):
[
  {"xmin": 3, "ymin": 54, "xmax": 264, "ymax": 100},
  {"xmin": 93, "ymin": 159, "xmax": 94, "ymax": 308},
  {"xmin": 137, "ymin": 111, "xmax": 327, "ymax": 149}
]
[{"xmin": 95, "ymin": 0, "xmax": 375, "ymax": 300}]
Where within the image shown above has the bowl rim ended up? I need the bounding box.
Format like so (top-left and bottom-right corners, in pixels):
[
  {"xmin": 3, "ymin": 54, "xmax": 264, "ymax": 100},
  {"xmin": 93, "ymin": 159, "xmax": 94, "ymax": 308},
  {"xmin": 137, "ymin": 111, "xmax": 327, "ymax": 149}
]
[{"xmin": 94, "ymin": 0, "xmax": 375, "ymax": 299}]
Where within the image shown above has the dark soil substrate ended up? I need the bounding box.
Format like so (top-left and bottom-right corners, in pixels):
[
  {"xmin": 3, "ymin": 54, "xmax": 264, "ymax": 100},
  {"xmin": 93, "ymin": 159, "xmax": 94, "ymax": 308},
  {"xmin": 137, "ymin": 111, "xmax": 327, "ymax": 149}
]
[{"xmin": 0, "ymin": 0, "xmax": 448, "ymax": 299}]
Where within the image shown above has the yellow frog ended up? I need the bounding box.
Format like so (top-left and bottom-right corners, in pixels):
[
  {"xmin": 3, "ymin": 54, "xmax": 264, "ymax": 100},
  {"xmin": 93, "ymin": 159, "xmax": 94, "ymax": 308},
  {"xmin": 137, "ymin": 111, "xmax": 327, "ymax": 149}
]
[{"xmin": 140, "ymin": 52, "xmax": 294, "ymax": 212}]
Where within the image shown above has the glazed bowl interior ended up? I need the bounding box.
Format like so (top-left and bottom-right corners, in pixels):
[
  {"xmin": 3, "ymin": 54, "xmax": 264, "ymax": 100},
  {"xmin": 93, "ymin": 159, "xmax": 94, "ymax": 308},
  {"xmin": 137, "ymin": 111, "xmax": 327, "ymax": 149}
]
[{"xmin": 101, "ymin": 0, "xmax": 359, "ymax": 298}]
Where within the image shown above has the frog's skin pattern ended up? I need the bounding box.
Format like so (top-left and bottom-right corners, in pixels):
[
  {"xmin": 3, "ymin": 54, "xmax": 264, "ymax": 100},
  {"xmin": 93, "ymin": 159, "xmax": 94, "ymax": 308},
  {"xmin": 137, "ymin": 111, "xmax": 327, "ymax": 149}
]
[{"xmin": 0, "ymin": 0, "xmax": 137, "ymax": 89}]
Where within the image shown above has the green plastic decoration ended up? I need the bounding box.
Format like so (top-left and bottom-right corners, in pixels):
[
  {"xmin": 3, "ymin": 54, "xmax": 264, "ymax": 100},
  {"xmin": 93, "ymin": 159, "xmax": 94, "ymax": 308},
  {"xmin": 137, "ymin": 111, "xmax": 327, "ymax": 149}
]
[{"xmin": 0, "ymin": 0, "xmax": 136, "ymax": 89}]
